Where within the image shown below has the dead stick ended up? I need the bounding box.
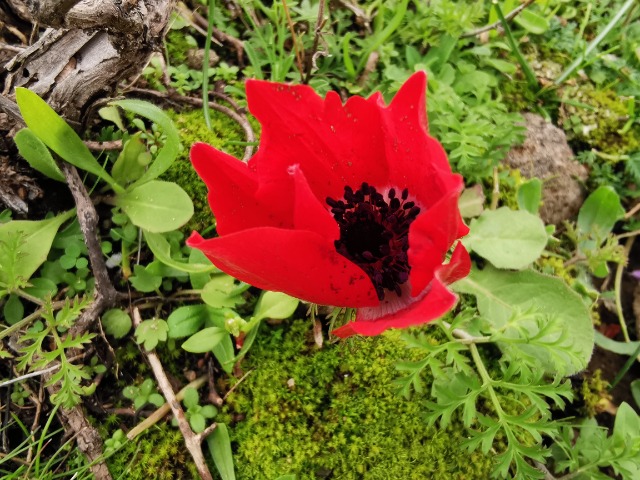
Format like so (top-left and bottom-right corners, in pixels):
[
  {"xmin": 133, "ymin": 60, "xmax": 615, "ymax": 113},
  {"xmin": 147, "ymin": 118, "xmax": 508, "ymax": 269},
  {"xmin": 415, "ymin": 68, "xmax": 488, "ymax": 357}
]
[{"xmin": 132, "ymin": 308, "xmax": 214, "ymax": 480}]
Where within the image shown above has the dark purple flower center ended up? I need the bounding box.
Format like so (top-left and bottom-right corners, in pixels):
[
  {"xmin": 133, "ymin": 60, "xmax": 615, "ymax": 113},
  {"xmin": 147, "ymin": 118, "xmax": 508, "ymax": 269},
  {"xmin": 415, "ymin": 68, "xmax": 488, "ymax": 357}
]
[{"xmin": 326, "ymin": 182, "xmax": 420, "ymax": 300}]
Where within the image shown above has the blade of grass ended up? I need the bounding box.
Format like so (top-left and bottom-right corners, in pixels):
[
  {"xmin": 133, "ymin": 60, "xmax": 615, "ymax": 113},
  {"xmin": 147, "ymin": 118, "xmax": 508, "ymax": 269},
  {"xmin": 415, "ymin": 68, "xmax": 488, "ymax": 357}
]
[
  {"xmin": 555, "ymin": 0, "xmax": 637, "ymax": 85},
  {"xmin": 492, "ymin": 0, "xmax": 538, "ymax": 93}
]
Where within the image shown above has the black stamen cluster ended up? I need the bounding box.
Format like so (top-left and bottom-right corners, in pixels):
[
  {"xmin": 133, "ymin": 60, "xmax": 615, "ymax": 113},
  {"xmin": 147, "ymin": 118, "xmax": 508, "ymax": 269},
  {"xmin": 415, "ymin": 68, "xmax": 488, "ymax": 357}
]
[{"xmin": 326, "ymin": 183, "xmax": 421, "ymax": 300}]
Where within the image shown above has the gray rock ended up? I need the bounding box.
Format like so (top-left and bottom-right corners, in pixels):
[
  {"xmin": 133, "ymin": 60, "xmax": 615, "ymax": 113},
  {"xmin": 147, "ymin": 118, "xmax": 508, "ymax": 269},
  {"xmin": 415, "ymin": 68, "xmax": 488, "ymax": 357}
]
[{"xmin": 505, "ymin": 113, "xmax": 588, "ymax": 225}]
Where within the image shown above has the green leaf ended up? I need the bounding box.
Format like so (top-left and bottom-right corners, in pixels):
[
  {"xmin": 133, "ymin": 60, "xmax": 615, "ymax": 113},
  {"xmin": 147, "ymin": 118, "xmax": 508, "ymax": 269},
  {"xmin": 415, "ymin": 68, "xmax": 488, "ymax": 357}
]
[
  {"xmin": 183, "ymin": 387, "xmax": 199, "ymax": 409},
  {"xmin": 0, "ymin": 210, "xmax": 75, "ymax": 289},
  {"xmin": 190, "ymin": 413, "xmax": 206, "ymax": 433},
  {"xmin": 181, "ymin": 327, "xmax": 227, "ymax": 353},
  {"xmin": 458, "ymin": 185, "xmax": 485, "ymax": 218},
  {"xmin": 98, "ymin": 105, "xmax": 125, "ymax": 131},
  {"xmin": 144, "ymin": 231, "xmax": 216, "ymax": 273},
  {"xmin": 577, "ymin": 186, "xmax": 624, "ymax": 239},
  {"xmin": 111, "ymin": 133, "xmax": 151, "ymax": 186},
  {"xmin": 167, "ymin": 305, "xmax": 208, "ymax": 338},
  {"xmin": 23, "ymin": 277, "xmax": 57, "ymax": 300},
  {"xmin": 463, "ymin": 208, "xmax": 548, "ymax": 269},
  {"xmin": 116, "ymin": 181, "xmax": 193, "ymax": 233},
  {"xmin": 3, "ymin": 294, "xmax": 24, "ymax": 325},
  {"xmin": 110, "ymin": 99, "xmax": 181, "ymax": 187},
  {"xmin": 453, "ymin": 266, "xmax": 594, "ymax": 375},
  {"xmin": 129, "ymin": 264, "xmax": 162, "ymax": 292},
  {"xmin": 514, "ymin": 8, "xmax": 549, "ymax": 35},
  {"xmin": 631, "ymin": 380, "xmax": 640, "ymax": 410},
  {"xmin": 201, "ymin": 276, "xmax": 247, "ymax": 308},
  {"xmin": 14, "ymin": 128, "xmax": 65, "ymax": 181},
  {"xmin": 15, "ymin": 88, "xmax": 122, "ymax": 192},
  {"xmin": 102, "ymin": 308, "xmax": 133, "ymax": 339},
  {"xmin": 594, "ymin": 331, "xmax": 640, "ymax": 356},
  {"xmin": 253, "ymin": 291, "xmax": 299, "ymax": 322},
  {"xmin": 206, "ymin": 423, "xmax": 236, "ymax": 480},
  {"xmin": 517, "ymin": 179, "xmax": 542, "ymax": 215},
  {"xmin": 134, "ymin": 318, "xmax": 168, "ymax": 351}
]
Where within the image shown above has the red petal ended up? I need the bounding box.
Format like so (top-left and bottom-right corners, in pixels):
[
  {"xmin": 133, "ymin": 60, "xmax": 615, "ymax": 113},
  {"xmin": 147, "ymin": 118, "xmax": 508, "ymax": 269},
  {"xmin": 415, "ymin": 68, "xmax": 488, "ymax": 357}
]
[
  {"xmin": 190, "ymin": 143, "xmax": 290, "ymax": 235},
  {"xmin": 289, "ymin": 165, "xmax": 338, "ymax": 239},
  {"xmin": 331, "ymin": 276, "xmax": 456, "ymax": 338},
  {"xmin": 245, "ymin": 80, "xmax": 389, "ymax": 202},
  {"xmin": 382, "ymin": 72, "xmax": 460, "ymax": 209},
  {"xmin": 408, "ymin": 181, "xmax": 469, "ymax": 296},
  {"xmin": 439, "ymin": 242, "xmax": 471, "ymax": 285},
  {"xmin": 186, "ymin": 228, "xmax": 378, "ymax": 307}
]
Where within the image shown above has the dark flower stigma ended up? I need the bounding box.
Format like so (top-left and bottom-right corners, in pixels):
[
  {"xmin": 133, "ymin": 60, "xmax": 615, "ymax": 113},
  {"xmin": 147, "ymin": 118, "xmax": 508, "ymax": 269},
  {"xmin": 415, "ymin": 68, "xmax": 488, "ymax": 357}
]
[{"xmin": 326, "ymin": 183, "xmax": 421, "ymax": 300}]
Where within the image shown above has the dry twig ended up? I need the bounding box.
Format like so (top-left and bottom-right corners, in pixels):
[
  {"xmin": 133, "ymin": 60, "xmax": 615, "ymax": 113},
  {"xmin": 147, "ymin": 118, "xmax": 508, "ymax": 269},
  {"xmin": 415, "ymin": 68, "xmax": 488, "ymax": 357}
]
[{"xmin": 132, "ymin": 308, "xmax": 216, "ymax": 480}]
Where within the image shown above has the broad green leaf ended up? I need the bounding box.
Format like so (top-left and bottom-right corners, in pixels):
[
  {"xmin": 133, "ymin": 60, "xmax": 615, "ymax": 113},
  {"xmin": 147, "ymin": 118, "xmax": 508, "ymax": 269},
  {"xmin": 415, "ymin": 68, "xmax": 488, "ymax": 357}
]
[
  {"xmin": 206, "ymin": 424, "xmax": 236, "ymax": 480},
  {"xmin": 110, "ymin": 99, "xmax": 181, "ymax": 187},
  {"xmin": 253, "ymin": 291, "xmax": 299, "ymax": 322},
  {"xmin": 463, "ymin": 208, "xmax": 547, "ymax": 269},
  {"xmin": 98, "ymin": 105, "xmax": 125, "ymax": 131},
  {"xmin": 458, "ymin": 185, "xmax": 484, "ymax": 218},
  {"xmin": 134, "ymin": 318, "xmax": 168, "ymax": 351},
  {"xmin": 102, "ymin": 308, "xmax": 133, "ymax": 339},
  {"xmin": 181, "ymin": 326, "xmax": 227, "ymax": 353},
  {"xmin": 453, "ymin": 266, "xmax": 594, "ymax": 375},
  {"xmin": 116, "ymin": 181, "xmax": 193, "ymax": 232},
  {"xmin": 517, "ymin": 179, "xmax": 542, "ymax": 215},
  {"xmin": 201, "ymin": 275, "xmax": 248, "ymax": 308},
  {"xmin": 167, "ymin": 305, "xmax": 208, "ymax": 338},
  {"xmin": 111, "ymin": 133, "xmax": 151, "ymax": 186},
  {"xmin": 3, "ymin": 294, "xmax": 24, "ymax": 325},
  {"xmin": 612, "ymin": 402, "xmax": 640, "ymax": 444},
  {"xmin": 15, "ymin": 88, "xmax": 122, "ymax": 192},
  {"xmin": 594, "ymin": 331, "xmax": 640, "ymax": 356},
  {"xmin": 129, "ymin": 264, "xmax": 162, "ymax": 292},
  {"xmin": 144, "ymin": 231, "xmax": 216, "ymax": 273},
  {"xmin": 0, "ymin": 210, "xmax": 75, "ymax": 289},
  {"xmin": 14, "ymin": 128, "xmax": 65, "ymax": 181},
  {"xmin": 514, "ymin": 8, "xmax": 550, "ymax": 35},
  {"xmin": 577, "ymin": 186, "xmax": 624, "ymax": 239}
]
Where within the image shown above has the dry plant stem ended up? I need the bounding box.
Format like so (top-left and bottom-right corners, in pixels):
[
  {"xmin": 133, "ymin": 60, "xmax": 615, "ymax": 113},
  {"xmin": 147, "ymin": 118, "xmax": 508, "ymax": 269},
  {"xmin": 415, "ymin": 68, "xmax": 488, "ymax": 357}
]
[
  {"xmin": 281, "ymin": 0, "xmax": 304, "ymax": 79},
  {"xmin": 61, "ymin": 163, "xmax": 120, "ymax": 336},
  {"xmin": 490, "ymin": 167, "xmax": 500, "ymax": 210},
  {"xmin": 84, "ymin": 139, "xmax": 123, "ymax": 151},
  {"xmin": 132, "ymin": 308, "xmax": 214, "ymax": 480},
  {"xmin": 461, "ymin": 0, "xmax": 535, "ymax": 38},
  {"xmin": 125, "ymin": 87, "xmax": 256, "ymax": 160},
  {"xmin": 207, "ymin": 359, "xmax": 224, "ymax": 407},
  {"xmin": 303, "ymin": 0, "xmax": 326, "ymax": 84},
  {"xmin": 358, "ymin": 51, "xmax": 379, "ymax": 87},
  {"xmin": 126, "ymin": 375, "xmax": 208, "ymax": 440},
  {"xmin": 190, "ymin": 9, "xmax": 244, "ymax": 65},
  {"xmin": 624, "ymin": 201, "xmax": 640, "ymax": 220}
]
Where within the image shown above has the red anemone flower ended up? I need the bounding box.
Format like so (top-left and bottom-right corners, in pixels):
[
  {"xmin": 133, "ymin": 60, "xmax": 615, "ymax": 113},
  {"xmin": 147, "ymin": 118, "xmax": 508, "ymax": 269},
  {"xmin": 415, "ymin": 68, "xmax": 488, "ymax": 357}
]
[{"xmin": 187, "ymin": 72, "xmax": 470, "ymax": 338}]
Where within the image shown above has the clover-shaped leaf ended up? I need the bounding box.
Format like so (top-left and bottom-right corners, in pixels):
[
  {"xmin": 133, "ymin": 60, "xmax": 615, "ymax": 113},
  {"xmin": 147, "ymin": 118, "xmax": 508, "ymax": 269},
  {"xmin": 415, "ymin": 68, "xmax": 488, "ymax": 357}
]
[{"xmin": 135, "ymin": 318, "xmax": 168, "ymax": 351}]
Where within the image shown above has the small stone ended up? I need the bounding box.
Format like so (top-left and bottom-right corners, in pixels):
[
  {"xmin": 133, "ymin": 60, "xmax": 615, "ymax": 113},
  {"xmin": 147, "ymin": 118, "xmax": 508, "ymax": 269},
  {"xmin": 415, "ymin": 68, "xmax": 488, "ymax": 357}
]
[
  {"xmin": 186, "ymin": 48, "xmax": 219, "ymax": 70},
  {"xmin": 505, "ymin": 113, "xmax": 588, "ymax": 226}
]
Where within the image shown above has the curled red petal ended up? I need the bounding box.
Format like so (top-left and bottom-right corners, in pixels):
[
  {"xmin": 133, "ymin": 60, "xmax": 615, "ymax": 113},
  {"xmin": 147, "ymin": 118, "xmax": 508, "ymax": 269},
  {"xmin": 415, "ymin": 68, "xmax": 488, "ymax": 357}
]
[
  {"xmin": 289, "ymin": 165, "xmax": 338, "ymax": 239},
  {"xmin": 331, "ymin": 243, "xmax": 470, "ymax": 338},
  {"xmin": 186, "ymin": 228, "xmax": 378, "ymax": 307},
  {"xmin": 190, "ymin": 143, "xmax": 291, "ymax": 235},
  {"xmin": 408, "ymin": 178, "xmax": 468, "ymax": 296},
  {"xmin": 331, "ymin": 277, "xmax": 456, "ymax": 338}
]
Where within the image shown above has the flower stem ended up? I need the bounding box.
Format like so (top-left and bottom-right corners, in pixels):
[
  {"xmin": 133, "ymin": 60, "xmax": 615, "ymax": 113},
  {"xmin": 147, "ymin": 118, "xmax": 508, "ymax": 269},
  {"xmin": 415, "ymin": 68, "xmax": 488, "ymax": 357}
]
[{"xmin": 469, "ymin": 342, "xmax": 506, "ymax": 418}]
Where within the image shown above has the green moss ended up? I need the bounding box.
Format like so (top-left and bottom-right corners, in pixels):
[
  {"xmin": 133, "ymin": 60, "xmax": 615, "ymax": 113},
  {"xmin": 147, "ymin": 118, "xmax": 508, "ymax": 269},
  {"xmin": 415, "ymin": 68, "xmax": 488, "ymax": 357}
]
[
  {"xmin": 580, "ymin": 369, "xmax": 611, "ymax": 418},
  {"xmin": 162, "ymin": 108, "xmax": 249, "ymax": 233},
  {"xmin": 225, "ymin": 320, "xmax": 494, "ymax": 479},
  {"xmin": 106, "ymin": 423, "xmax": 198, "ymax": 479},
  {"xmin": 165, "ymin": 30, "xmax": 194, "ymax": 65},
  {"xmin": 559, "ymin": 85, "xmax": 640, "ymax": 155}
]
